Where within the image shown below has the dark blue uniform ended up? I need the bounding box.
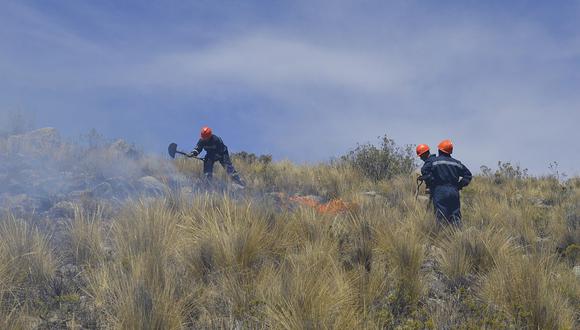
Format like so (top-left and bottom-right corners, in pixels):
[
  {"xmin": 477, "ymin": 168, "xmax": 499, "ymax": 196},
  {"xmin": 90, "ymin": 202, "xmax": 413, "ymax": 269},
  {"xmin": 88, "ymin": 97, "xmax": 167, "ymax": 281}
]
[
  {"xmin": 421, "ymin": 154, "xmax": 472, "ymax": 225},
  {"xmin": 419, "ymin": 154, "xmax": 437, "ymax": 201},
  {"xmin": 191, "ymin": 135, "xmax": 243, "ymax": 184}
]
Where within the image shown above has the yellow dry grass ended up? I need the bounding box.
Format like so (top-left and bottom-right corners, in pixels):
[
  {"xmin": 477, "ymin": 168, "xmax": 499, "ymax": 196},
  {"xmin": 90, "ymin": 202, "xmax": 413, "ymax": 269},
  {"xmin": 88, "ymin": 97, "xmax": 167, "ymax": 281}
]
[{"xmin": 0, "ymin": 157, "xmax": 578, "ymax": 328}]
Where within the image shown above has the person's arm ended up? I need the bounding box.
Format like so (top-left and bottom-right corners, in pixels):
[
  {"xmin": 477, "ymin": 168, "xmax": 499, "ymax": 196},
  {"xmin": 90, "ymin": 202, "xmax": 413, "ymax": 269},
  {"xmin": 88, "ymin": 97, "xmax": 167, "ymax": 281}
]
[
  {"xmin": 189, "ymin": 139, "xmax": 203, "ymax": 157},
  {"xmin": 458, "ymin": 163, "xmax": 472, "ymax": 188},
  {"xmin": 421, "ymin": 161, "xmax": 434, "ymax": 187}
]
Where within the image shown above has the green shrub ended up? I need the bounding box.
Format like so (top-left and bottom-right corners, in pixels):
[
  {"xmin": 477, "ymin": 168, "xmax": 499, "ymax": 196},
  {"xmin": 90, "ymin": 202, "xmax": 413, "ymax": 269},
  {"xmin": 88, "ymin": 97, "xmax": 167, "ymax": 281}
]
[{"xmin": 341, "ymin": 135, "xmax": 416, "ymax": 182}]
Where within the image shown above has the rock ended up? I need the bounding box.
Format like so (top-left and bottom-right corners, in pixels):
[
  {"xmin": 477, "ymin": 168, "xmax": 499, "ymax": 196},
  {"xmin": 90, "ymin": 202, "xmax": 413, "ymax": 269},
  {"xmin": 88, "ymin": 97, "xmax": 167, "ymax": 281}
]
[
  {"xmin": 0, "ymin": 193, "xmax": 51, "ymax": 216},
  {"xmin": 109, "ymin": 139, "xmax": 140, "ymax": 159},
  {"xmin": 137, "ymin": 176, "xmax": 166, "ymax": 196},
  {"xmin": 534, "ymin": 236, "xmax": 551, "ymax": 244},
  {"xmin": 49, "ymin": 201, "xmax": 77, "ymax": 219},
  {"xmin": 180, "ymin": 186, "xmax": 195, "ymax": 199},
  {"xmin": 22, "ymin": 316, "xmax": 43, "ymax": 329},
  {"xmin": 530, "ymin": 197, "xmax": 553, "ymax": 209},
  {"xmin": 106, "ymin": 177, "xmax": 135, "ymax": 199},
  {"xmin": 6, "ymin": 127, "xmax": 62, "ymax": 155},
  {"xmin": 361, "ymin": 191, "xmax": 380, "ymax": 197},
  {"xmin": 60, "ymin": 264, "xmax": 80, "ymax": 277},
  {"xmin": 48, "ymin": 312, "xmax": 59, "ymax": 323},
  {"xmin": 92, "ymin": 182, "xmax": 113, "ymax": 198}
]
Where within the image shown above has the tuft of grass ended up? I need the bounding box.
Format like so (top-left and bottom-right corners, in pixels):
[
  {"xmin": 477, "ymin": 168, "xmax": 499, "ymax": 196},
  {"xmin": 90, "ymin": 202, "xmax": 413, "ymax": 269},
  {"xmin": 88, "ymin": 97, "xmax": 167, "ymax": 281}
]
[
  {"xmin": 436, "ymin": 226, "xmax": 516, "ymax": 287},
  {"xmin": 258, "ymin": 241, "xmax": 361, "ymax": 329},
  {"xmin": 88, "ymin": 257, "xmax": 188, "ymax": 330},
  {"xmin": 374, "ymin": 218, "xmax": 426, "ymax": 315},
  {"xmin": 0, "ymin": 216, "xmax": 56, "ymax": 328},
  {"xmin": 178, "ymin": 195, "xmax": 283, "ymax": 280},
  {"xmin": 65, "ymin": 206, "xmax": 105, "ymax": 267},
  {"xmin": 87, "ymin": 200, "xmax": 190, "ymax": 329},
  {"xmin": 482, "ymin": 255, "xmax": 576, "ymax": 329},
  {"xmin": 0, "ymin": 216, "xmax": 56, "ymax": 290}
]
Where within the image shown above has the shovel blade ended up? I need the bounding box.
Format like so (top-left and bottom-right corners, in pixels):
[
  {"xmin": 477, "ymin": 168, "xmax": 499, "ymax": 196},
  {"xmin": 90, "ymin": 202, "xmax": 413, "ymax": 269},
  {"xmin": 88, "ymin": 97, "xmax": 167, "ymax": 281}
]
[{"xmin": 168, "ymin": 143, "xmax": 178, "ymax": 158}]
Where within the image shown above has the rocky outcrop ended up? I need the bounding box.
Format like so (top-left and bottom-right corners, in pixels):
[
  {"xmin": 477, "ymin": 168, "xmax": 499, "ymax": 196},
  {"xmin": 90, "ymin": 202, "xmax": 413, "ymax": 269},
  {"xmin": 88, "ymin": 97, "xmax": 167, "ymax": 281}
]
[{"xmin": 5, "ymin": 127, "xmax": 62, "ymax": 155}]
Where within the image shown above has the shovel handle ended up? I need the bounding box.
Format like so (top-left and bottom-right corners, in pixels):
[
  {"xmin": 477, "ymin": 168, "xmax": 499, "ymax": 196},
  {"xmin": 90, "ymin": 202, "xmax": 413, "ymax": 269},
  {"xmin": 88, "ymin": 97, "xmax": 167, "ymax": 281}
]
[{"xmin": 177, "ymin": 151, "xmax": 205, "ymax": 161}]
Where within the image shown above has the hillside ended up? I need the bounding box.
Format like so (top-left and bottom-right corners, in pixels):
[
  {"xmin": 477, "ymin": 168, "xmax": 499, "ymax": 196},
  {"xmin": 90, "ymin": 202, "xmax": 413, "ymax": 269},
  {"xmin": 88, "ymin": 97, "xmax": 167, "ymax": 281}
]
[{"xmin": 0, "ymin": 128, "xmax": 578, "ymax": 329}]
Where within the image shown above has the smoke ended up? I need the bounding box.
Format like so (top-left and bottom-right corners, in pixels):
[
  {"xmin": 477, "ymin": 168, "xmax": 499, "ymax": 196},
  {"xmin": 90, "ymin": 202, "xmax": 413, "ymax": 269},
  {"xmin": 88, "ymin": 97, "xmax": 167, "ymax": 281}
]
[
  {"xmin": 0, "ymin": 110, "xmax": 36, "ymax": 137},
  {"xmin": 0, "ymin": 125, "xmax": 189, "ymax": 219}
]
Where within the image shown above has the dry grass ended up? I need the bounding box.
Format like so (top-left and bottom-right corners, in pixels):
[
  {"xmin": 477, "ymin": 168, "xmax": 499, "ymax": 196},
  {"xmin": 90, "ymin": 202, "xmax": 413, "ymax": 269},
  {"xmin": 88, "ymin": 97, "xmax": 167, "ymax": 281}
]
[
  {"xmin": 482, "ymin": 255, "xmax": 576, "ymax": 329},
  {"xmin": 436, "ymin": 226, "xmax": 516, "ymax": 287},
  {"xmin": 1, "ymin": 154, "xmax": 579, "ymax": 328},
  {"xmin": 66, "ymin": 206, "xmax": 106, "ymax": 267},
  {"xmin": 0, "ymin": 216, "xmax": 57, "ymax": 327}
]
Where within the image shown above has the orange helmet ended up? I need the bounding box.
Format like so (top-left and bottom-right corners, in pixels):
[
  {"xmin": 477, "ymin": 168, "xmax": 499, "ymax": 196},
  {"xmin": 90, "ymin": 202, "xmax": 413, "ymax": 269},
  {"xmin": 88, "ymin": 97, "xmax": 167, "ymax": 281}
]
[
  {"xmin": 416, "ymin": 144, "xmax": 430, "ymax": 157},
  {"xmin": 200, "ymin": 126, "xmax": 212, "ymax": 140},
  {"xmin": 438, "ymin": 139, "xmax": 453, "ymax": 154}
]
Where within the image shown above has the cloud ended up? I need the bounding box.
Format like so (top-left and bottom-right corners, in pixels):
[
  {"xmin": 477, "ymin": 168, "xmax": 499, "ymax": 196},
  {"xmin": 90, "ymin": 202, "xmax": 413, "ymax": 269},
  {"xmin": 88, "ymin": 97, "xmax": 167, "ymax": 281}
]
[{"xmin": 0, "ymin": 1, "xmax": 579, "ymax": 176}]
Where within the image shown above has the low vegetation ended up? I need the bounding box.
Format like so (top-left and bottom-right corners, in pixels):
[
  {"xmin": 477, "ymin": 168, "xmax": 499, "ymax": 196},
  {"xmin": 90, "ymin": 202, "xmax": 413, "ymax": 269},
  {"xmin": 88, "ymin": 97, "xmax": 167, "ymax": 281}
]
[{"xmin": 0, "ymin": 129, "xmax": 578, "ymax": 329}]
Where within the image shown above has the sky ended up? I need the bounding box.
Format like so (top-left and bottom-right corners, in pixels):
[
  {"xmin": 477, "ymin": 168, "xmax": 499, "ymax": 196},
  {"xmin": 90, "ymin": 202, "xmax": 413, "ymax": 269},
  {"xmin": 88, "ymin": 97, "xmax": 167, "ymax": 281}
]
[{"xmin": 1, "ymin": 0, "xmax": 579, "ymax": 176}]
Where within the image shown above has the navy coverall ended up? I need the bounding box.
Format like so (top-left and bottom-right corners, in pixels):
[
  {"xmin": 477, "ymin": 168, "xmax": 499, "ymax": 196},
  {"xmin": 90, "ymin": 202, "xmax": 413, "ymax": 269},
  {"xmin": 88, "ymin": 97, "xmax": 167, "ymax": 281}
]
[
  {"xmin": 191, "ymin": 135, "xmax": 243, "ymax": 184},
  {"xmin": 420, "ymin": 153, "xmax": 472, "ymax": 225},
  {"xmin": 420, "ymin": 154, "xmax": 437, "ymax": 197}
]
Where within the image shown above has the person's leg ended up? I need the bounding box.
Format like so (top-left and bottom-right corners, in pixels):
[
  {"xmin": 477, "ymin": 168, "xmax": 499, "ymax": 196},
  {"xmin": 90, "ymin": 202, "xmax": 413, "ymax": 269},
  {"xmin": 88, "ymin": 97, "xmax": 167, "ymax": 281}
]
[
  {"xmin": 431, "ymin": 187, "xmax": 448, "ymax": 225},
  {"xmin": 203, "ymin": 159, "xmax": 215, "ymax": 182},
  {"xmin": 219, "ymin": 153, "xmax": 244, "ymax": 185},
  {"xmin": 449, "ymin": 191, "xmax": 462, "ymax": 227},
  {"xmin": 440, "ymin": 187, "xmax": 461, "ymax": 227}
]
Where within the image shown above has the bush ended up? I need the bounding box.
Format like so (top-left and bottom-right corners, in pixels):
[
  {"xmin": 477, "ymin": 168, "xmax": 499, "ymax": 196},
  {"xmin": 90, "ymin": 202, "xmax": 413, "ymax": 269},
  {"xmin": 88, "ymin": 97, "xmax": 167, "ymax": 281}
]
[
  {"xmin": 231, "ymin": 151, "xmax": 272, "ymax": 165},
  {"xmin": 342, "ymin": 135, "xmax": 416, "ymax": 182},
  {"xmin": 480, "ymin": 161, "xmax": 529, "ymax": 183}
]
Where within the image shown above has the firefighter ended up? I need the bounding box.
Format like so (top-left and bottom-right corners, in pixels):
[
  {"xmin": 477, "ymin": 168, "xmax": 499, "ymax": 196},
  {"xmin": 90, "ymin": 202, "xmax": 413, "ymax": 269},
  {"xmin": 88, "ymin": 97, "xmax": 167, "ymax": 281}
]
[
  {"xmin": 416, "ymin": 144, "xmax": 435, "ymax": 163},
  {"xmin": 420, "ymin": 140, "xmax": 472, "ymax": 225},
  {"xmin": 416, "ymin": 143, "xmax": 436, "ymax": 199},
  {"xmin": 188, "ymin": 126, "xmax": 245, "ymax": 186}
]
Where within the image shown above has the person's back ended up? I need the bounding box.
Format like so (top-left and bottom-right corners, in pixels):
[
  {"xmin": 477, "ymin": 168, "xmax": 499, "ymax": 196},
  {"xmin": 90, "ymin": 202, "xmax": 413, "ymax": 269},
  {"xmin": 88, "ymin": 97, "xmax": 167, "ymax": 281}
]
[
  {"xmin": 427, "ymin": 154, "xmax": 470, "ymax": 188},
  {"xmin": 421, "ymin": 140, "xmax": 471, "ymax": 225}
]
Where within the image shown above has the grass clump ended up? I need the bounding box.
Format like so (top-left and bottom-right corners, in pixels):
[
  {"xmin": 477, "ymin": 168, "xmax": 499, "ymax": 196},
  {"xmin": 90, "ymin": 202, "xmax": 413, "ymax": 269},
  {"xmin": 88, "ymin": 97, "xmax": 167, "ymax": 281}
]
[{"xmin": 482, "ymin": 255, "xmax": 576, "ymax": 329}]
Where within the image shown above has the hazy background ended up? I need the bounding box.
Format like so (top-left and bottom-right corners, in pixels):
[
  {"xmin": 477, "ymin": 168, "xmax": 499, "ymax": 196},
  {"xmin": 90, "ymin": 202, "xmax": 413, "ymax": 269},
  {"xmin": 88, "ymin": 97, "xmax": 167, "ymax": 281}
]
[{"xmin": 1, "ymin": 1, "xmax": 579, "ymax": 176}]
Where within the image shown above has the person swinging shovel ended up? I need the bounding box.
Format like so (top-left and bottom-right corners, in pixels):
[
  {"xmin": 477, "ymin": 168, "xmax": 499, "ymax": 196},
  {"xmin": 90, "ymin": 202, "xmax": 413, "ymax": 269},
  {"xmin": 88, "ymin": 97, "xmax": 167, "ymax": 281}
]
[{"xmin": 168, "ymin": 126, "xmax": 246, "ymax": 188}]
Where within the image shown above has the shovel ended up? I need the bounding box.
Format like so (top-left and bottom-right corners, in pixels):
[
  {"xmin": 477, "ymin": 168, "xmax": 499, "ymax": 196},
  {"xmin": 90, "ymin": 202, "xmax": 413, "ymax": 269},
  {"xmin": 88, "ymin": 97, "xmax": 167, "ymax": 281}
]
[{"xmin": 168, "ymin": 143, "xmax": 204, "ymax": 160}]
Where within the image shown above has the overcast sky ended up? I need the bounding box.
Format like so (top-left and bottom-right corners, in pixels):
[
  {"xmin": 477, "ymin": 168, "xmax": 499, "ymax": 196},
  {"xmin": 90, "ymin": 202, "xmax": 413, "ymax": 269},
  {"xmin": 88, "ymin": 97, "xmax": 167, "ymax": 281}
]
[{"xmin": 1, "ymin": 1, "xmax": 579, "ymax": 176}]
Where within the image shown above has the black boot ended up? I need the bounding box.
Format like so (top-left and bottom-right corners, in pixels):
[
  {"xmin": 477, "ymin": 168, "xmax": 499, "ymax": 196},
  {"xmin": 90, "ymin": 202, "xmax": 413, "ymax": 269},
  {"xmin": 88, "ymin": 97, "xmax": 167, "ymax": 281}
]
[{"xmin": 231, "ymin": 173, "xmax": 245, "ymax": 187}]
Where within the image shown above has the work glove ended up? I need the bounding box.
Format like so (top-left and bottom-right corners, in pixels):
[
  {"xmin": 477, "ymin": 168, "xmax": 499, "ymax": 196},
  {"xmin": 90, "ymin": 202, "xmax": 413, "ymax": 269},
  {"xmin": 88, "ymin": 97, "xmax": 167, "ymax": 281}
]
[{"xmin": 189, "ymin": 150, "xmax": 199, "ymax": 157}]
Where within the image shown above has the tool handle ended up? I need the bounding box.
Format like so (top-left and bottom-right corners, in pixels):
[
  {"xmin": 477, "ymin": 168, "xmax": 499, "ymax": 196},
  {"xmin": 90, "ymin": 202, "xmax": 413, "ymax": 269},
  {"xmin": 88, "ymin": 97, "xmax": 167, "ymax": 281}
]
[{"xmin": 178, "ymin": 151, "xmax": 205, "ymax": 161}]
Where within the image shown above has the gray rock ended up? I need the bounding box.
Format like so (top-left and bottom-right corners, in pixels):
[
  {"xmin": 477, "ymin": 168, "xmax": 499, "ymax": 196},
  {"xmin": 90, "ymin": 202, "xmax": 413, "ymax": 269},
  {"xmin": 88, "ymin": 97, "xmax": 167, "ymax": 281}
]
[
  {"xmin": 530, "ymin": 197, "xmax": 553, "ymax": 209},
  {"xmin": 0, "ymin": 193, "xmax": 51, "ymax": 215},
  {"xmin": 361, "ymin": 191, "xmax": 380, "ymax": 197},
  {"xmin": 137, "ymin": 176, "xmax": 167, "ymax": 196},
  {"xmin": 49, "ymin": 201, "xmax": 77, "ymax": 219},
  {"xmin": 109, "ymin": 139, "xmax": 140, "ymax": 159},
  {"xmin": 92, "ymin": 182, "xmax": 113, "ymax": 198},
  {"xmin": 6, "ymin": 127, "xmax": 62, "ymax": 155},
  {"xmin": 180, "ymin": 186, "xmax": 195, "ymax": 199},
  {"xmin": 22, "ymin": 316, "xmax": 43, "ymax": 329},
  {"xmin": 106, "ymin": 177, "xmax": 135, "ymax": 198},
  {"xmin": 60, "ymin": 263, "xmax": 80, "ymax": 277}
]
